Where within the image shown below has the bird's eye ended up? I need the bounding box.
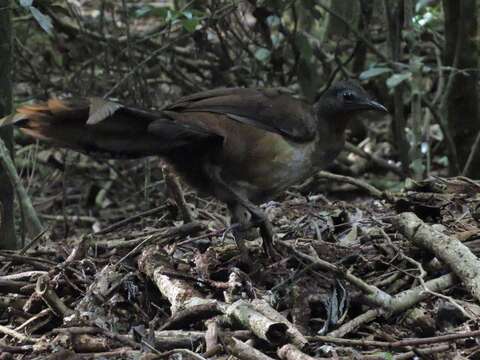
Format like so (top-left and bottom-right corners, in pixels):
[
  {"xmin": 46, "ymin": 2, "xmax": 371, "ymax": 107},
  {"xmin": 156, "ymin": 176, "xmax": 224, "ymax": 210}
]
[{"xmin": 343, "ymin": 91, "xmax": 355, "ymax": 101}]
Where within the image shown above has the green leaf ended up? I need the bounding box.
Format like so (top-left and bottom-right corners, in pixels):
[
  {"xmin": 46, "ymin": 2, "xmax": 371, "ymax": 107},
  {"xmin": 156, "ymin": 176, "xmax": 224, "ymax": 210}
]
[
  {"xmin": 29, "ymin": 6, "xmax": 53, "ymax": 34},
  {"xmin": 19, "ymin": 0, "xmax": 33, "ymax": 7},
  {"xmin": 255, "ymin": 48, "xmax": 271, "ymax": 63},
  {"xmin": 271, "ymin": 33, "xmax": 283, "ymax": 47},
  {"xmin": 133, "ymin": 5, "xmax": 151, "ymax": 17},
  {"xmin": 435, "ymin": 155, "xmax": 449, "ymax": 167},
  {"xmin": 181, "ymin": 18, "xmax": 199, "ymax": 32},
  {"xmin": 383, "ymin": 352, "xmax": 394, "ymax": 360},
  {"xmin": 266, "ymin": 15, "xmax": 281, "ymax": 27},
  {"xmin": 409, "ymin": 158, "xmax": 425, "ymax": 177},
  {"xmin": 166, "ymin": 9, "xmax": 180, "ymax": 22},
  {"xmin": 134, "ymin": 5, "xmax": 169, "ymax": 18},
  {"xmin": 359, "ymin": 67, "xmax": 391, "ymax": 80},
  {"xmin": 386, "ymin": 72, "xmax": 411, "ymax": 89}
]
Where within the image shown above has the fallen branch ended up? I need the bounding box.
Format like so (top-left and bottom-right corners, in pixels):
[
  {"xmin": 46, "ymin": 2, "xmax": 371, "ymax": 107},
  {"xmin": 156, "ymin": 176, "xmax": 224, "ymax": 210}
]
[
  {"xmin": 224, "ymin": 336, "xmax": 276, "ymax": 360},
  {"xmin": 73, "ymin": 265, "xmax": 124, "ymax": 328},
  {"xmin": 138, "ymin": 245, "xmax": 218, "ymax": 314},
  {"xmin": 158, "ymin": 302, "xmax": 223, "ymax": 330},
  {"xmin": 278, "ymin": 344, "xmax": 317, "ymax": 360},
  {"xmin": 36, "ymin": 275, "xmax": 73, "ymax": 319},
  {"xmin": 395, "ymin": 212, "xmax": 480, "ymax": 302},
  {"xmin": 0, "ymin": 324, "xmax": 38, "ymax": 344},
  {"xmin": 313, "ymin": 329, "xmax": 480, "ymax": 348},
  {"xmin": 278, "ymin": 241, "xmax": 393, "ymax": 308},
  {"xmin": 251, "ymin": 299, "xmax": 308, "ymax": 348},
  {"xmin": 0, "ymin": 345, "xmax": 34, "ymax": 354},
  {"xmin": 328, "ymin": 273, "xmax": 456, "ymax": 337},
  {"xmin": 226, "ymin": 300, "xmax": 288, "ymax": 345}
]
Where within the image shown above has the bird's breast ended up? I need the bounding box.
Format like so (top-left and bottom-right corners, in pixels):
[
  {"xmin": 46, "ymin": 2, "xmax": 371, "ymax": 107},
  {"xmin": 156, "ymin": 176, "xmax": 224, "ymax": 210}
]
[{"xmin": 221, "ymin": 132, "xmax": 324, "ymax": 203}]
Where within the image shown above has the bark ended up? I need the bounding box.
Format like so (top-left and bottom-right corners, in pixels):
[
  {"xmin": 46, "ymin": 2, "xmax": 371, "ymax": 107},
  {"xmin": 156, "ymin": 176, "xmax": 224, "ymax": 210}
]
[
  {"xmin": 352, "ymin": 0, "xmax": 374, "ymax": 74},
  {"xmin": 226, "ymin": 300, "xmax": 288, "ymax": 345},
  {"xmin": 224, "ymin": 337, "xmax": 276, "ymax": 360},
  {"xmin": 322, "ymin": 0, "xmax": 361, "ymax": 41},
  {"xmin": 138, "ymin": 245, "xmax": 219, "ymax": 314},
  {"xmin": 395, "ymin": 212, "xmax": 480, "ymax": 302},
  {"xmin": 251, "ymin": 299, "xmax": 308, "ymax": 348},
  {"xmin": 278, "ymin": 344, "xmax": 320, "ymax": 360},
  {"xmin": 384, "ymin": 0, "xmax": 411, "ymax": 175},
  {"xmin": 0, "ymin": 0, "xmax": 16, "ymax": 249},
  {"xmin": 442, "ymin": 0, "xmax": 479, "ymax": 176}
]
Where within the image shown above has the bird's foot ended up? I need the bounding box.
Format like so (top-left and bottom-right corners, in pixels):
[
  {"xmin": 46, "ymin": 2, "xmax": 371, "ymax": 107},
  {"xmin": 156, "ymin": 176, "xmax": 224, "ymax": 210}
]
[
  {"xmin": 229, "ymin": 202, "xmax": 281, "ymax": 260},
  {"xmin": 248, "ymin": 208, "xmax": 281, "ymax": 260}
]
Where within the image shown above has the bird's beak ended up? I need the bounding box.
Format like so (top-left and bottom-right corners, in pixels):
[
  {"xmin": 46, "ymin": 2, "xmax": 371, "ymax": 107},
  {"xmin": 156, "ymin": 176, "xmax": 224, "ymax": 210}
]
[{"xmin": 363, "ymin": 99, "xmax": 389, "ymax": 113}]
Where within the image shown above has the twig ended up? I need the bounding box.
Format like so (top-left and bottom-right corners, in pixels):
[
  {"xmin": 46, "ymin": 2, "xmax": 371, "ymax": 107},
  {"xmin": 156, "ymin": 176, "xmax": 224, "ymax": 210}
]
[
  {"xmin": 113, "ymin": 221, "xmax": 203, "ymax": 266},
  {"xmin": 0, "ymin": 137, "xmax": 43, "ymax": 237},
  {"xmin": 344, "ymin": 141, "xmax": 404, "ymax": 177},
  {"xmin": 35, "ymin": 274, "xmax": 73, "ymax": 318},
  {"xmin": 327, "ymin": 273, "xmax": 456, "ymax": 337},
  {"xmin": 163, "ymin": 166, "xmax": 194, "ymax": 223},
  {"xmin": 313, "ymin": 329, "xmax": 480, "ymax": 348},
  {"xmin": 278, "ymin": 241, "xmax": 393, "ymax": 308},
  {"xmin": 317, "ymin": 170, "xmax": 393, "ymax": 201},
  {"xmin": 52, "ymin": 326, "xmax": 139, "ymax": 349},
  {"xmin": 327, "ymin": 309, "xmax": 380, "ymax": 338},
  {"xmin": 395, "ymin": 212, "xmax": 480, "ymax": 302},
  {"xmin": 0, "ymin": 324, "xmax": 38, "ymax": 344},
  {"xmin": 0, "ymin": 345, "xmax": 34, "ymax": 354},
  {"xmin": 315, "ymin": 2, "xmax": 390, "ymax": 65},
  {"xmin": 103, "ymin": 4, "xmax": 237, "ymax": 98},
  {"xmin": 381, "ymin": 227, "xmax": 470, "ymax": 318},
  {"xmin": 462, "ymin": 128, "xmax": 480, "ymax": 176},
  {"xmin": 95, "ymin": 205, "xmax": 168, "ymax": 235},
  {"xmin": 224, "ymin": 336, "xmax": 276, "ymax": 360}
]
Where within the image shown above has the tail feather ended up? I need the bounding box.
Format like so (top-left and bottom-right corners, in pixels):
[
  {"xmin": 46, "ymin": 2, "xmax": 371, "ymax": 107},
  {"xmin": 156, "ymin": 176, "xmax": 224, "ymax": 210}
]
[
  {"xmin": 1, "ymin": 98, "xmax": 217, "ymax": 159},
  {"xmin": 5, "ymin": 99, "xmax": 92, "ymax": 147}
]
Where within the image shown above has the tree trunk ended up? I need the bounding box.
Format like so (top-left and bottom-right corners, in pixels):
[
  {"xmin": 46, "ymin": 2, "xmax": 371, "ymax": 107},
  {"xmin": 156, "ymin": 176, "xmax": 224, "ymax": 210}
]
[
  {"xmin": 384, "ymin": 0, "xmax": 411, "ymax": 176},
  {"xmin": 322, "ymin": 0, "xmax": 361, "ymax": 41},
  {"xmin": 0, "ymin": 0, "xmax": 16, "ymax": 249},
  {"xmin": 442, "ymin": 0, "xmax": 479, "ymax": 177}
]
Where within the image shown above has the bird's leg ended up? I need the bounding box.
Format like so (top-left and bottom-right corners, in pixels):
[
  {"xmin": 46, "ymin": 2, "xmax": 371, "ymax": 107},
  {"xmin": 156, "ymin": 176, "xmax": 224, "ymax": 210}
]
[
  {"xmin": 204, "ymin": 163, "xmax": 277, "ymax": 258},
  {"xmin": 245, "ymin": 206, "xmax": 277, "ymax": 259},
  {"xmin": 228, "ymin": 203, "xmax": 254, "ymax": 266}
]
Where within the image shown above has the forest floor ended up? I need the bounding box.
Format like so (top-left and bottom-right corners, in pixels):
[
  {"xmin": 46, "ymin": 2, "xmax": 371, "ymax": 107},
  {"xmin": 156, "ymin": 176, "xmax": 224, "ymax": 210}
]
[{"xmin": 1, "ymin": 149, "xmax": 480, "ymax": 360}]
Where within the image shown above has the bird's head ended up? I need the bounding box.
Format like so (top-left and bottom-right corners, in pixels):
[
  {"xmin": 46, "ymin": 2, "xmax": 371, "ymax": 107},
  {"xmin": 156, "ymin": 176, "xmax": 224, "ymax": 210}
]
[{"xmin": 315, "ymin": 80, "xmax": 388, "ymax": 120}]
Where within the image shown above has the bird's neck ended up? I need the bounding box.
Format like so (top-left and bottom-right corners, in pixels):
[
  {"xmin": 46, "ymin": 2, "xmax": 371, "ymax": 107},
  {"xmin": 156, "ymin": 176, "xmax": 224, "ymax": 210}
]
[
  {"xmin": 316, "ymin": 111, "xmax": 350, "ymax": 142},
  {"xmin": 310, "ymin": 113, "xmax": 349, "ymax": 169},
  {"xmin": 314, "ymin": 101, "xmax": 351, "ymax": 137}
]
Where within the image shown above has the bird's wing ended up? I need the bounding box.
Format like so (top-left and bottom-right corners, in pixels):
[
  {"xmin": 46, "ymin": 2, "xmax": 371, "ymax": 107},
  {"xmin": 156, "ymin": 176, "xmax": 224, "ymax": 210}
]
[
  {"xmin": 164, "ymin": 88, "xmax": 317, "ymax": 142},
  {"xmin": 0, "ymin": 88, "xmax": 316, "ymax": 157}
]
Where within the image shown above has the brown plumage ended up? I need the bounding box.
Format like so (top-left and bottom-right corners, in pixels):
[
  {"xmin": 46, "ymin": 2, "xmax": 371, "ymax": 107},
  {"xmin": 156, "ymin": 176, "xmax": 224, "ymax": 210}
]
[{"xmin": 1, "ymin": 81, "xmax": 387, "ymax": 259}]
